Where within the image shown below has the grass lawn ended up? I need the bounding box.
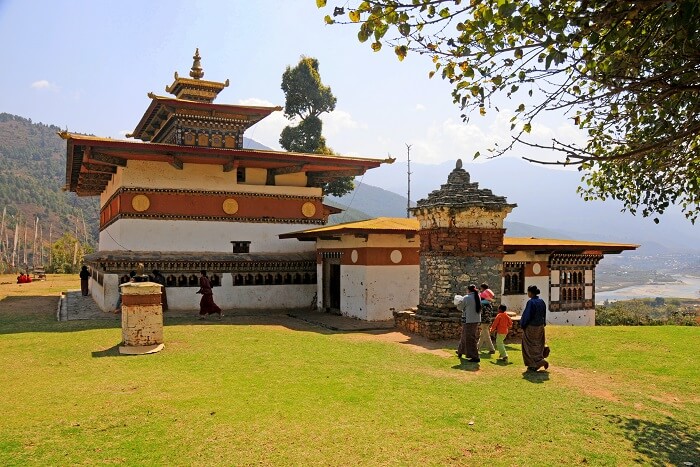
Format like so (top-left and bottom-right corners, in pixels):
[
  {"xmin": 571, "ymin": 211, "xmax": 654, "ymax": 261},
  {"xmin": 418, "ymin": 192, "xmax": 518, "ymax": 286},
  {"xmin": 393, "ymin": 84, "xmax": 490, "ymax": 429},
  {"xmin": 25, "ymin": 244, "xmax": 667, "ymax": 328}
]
[{"xmin": 0, "ymin": 275, "xmax": 698, "ymax": 465}]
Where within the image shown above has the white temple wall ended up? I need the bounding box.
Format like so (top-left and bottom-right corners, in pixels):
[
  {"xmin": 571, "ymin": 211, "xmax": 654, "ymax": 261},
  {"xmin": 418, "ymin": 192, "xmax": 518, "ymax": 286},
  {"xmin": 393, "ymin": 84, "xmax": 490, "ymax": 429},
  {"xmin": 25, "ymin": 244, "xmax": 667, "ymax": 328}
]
[
  {"xmin": 100, "ymin": 160, "xmax": 322, "ymax": 206},
  {"xmin": 340, "ymin": 265, "xmax": 368, "ymax": 319},
  {"xmin": 99, "ymin": 219, "xmax": 316, "ymax": 253},
  {"xmin": 89, "ymin": 273, "xmax": 120, "ymax": 312},
  {"xmin": 90, "ymin": 277, "xmax": 105, "ymax": 311},
  {"xmin": 363, "ymin": 266, "xmax": 418, "ymax": 321},
  {"xmin": 547, "ymin": 309, "xmax": 596, "ymax": 326},
  {"xmin": 318, "ymin": 264, "xmax": 418, "ymax": 321},
  {"xmin": 165, "ymin": 275, "xmax": 314, "ymax": 311}
]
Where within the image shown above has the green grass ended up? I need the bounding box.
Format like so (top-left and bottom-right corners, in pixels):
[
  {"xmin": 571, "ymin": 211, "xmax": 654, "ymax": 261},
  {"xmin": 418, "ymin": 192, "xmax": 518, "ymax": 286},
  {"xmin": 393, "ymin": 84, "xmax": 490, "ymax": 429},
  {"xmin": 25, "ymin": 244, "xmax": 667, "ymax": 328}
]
[{"xmin": 0, "ymin": 298, "xmax": 698, "ymax": 465}]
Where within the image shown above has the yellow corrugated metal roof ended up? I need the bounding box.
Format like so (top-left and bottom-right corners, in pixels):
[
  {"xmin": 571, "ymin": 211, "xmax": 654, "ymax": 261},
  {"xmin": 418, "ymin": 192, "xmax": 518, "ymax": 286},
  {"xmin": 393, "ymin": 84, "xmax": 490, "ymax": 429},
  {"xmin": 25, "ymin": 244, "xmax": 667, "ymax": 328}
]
[
  {"xmin": 302, "ymin": 217, "xmax": 420, "ymax": 234},
  {"xmin": 281, "ymin": 217, "xmax": 639, "ymax": 251}
]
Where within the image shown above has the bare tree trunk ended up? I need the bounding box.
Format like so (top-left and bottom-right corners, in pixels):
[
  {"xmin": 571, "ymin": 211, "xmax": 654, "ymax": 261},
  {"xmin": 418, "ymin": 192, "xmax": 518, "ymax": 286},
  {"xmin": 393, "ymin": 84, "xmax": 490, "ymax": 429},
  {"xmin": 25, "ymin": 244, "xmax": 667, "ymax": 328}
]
[
  {"xmin": 33, "ymin": 217, "xmax": 38, "ymax": 268},
  {"xmin": 72, "ymin": 239, "xmax": 79, "ymax": 266},
  {"xmin": 12, "ymin": 220, "xmax": 19, "ymax": 268},
  {"xmin": 0, "ymin": 207, "xmax": 5, "ymax": 265},
  {"xmin": 48, "ymin": 224, "xmax": 52, "ymax": 268},
  {"xmin": 23, "ymin": 218, "xmax": 28, "ymax": 267},
  {"xmin": 81, "ymin": 210, "xmax": 89, "ymax": 245},
  {"xmin": 39, "ymin": 225, "xmax": 43, "ymax": 266}
]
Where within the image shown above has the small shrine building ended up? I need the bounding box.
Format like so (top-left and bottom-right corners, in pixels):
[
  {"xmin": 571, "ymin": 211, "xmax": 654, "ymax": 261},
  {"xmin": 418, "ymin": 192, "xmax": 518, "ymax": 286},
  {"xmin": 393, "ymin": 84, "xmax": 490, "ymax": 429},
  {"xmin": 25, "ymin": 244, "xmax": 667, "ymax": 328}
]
[
  {"xmin": 282, "ymin": 162, "xmax": 638, "ymax": 334},
  {"xmin": 62, "ymin": 50, "xmax": 392, "ymax": 311}
]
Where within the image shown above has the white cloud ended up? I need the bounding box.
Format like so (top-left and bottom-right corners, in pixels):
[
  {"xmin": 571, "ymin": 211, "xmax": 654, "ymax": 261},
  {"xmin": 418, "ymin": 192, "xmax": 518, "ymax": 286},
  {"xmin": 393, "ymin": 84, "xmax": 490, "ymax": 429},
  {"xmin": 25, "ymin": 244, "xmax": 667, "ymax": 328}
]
[
  {"xmin": 31, "ymin": 80, "xmax": 57, "ymax": 90},
  {"xmin": 320, "ymin": 109, "xmax": 367, "ymax": 137},
  {"xmin": 415, "ymin": 104, "xmax": 426, "ymax": 111},
  {"xmin": 404, "ymin": 107, "xmax": 588, "ymax": 167}
]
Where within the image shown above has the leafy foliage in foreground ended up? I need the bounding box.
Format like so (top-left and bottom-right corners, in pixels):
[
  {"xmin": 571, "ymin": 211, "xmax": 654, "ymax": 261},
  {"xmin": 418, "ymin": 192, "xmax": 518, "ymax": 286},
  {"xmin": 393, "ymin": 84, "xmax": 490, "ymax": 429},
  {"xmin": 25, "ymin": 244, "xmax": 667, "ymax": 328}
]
[{"xmin": 319, "ymin": 0, "xmax": 700, "ymax": 223}]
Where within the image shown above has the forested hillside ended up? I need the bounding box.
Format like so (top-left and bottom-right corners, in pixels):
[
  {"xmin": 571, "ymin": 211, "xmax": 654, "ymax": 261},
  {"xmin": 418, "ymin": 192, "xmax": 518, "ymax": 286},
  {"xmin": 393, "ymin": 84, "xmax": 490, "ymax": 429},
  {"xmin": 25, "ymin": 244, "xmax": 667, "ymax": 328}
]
[{"xmin": 0, "ymin": 113, "xmax": 99, "ymax": 271}]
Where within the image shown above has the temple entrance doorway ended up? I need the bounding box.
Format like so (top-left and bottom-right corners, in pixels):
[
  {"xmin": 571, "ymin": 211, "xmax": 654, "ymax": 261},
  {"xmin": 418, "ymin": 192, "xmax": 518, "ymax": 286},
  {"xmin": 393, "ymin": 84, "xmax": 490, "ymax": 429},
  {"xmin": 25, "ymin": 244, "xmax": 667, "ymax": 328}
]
[{"xmin": 322, "ymin": 258, "xmax": 341, "ymax": 313}]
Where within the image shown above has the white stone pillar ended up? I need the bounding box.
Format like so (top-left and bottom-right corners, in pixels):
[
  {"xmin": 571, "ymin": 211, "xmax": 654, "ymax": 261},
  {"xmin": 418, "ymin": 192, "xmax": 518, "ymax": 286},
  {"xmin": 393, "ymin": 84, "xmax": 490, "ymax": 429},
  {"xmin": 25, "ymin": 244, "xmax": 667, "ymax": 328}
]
[{"xmin": 119, "ymin": 282, "xmax": 164, "ymax": 355}]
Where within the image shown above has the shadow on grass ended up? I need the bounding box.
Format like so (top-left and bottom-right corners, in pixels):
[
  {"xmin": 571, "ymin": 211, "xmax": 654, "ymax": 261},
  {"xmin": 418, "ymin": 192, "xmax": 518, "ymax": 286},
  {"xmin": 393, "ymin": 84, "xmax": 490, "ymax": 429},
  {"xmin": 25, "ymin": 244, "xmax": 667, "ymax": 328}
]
[
  {"xmin": 0, "ymin": 295, "xmax": 119, "ymax": 335},
  {"xmin": 606, "ymin": 414, "xmax": 700, "ymax": 465},
  {"xmin": 522, "ymin": 369, "xmax": 549, "ymax": 383},
  {"xmin": 452, "ymin": 359, "xmax": 480, "ymax": 372},
  {"xmin": 489, "ymin": 359, "xmax": 513, "ymax": 367},
  {"xmin": 91, "ymin": 344, "xmax": 122, "ymax": 358}
]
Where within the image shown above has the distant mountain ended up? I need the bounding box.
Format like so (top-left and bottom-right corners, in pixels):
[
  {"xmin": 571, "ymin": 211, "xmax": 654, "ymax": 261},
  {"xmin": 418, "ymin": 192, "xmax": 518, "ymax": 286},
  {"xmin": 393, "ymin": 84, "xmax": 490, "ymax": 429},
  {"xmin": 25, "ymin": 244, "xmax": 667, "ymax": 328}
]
[
  {"xmin": 328, "ymin": 182, "xmax": 414, "ymax": 219},
  {"xmin": 0, "ymin": 113, "xmax": 99, "ymax": 249},
  {"xmin": 328, "ymin": 182, "xmax": 602, "ymax": 240},
  {"xmin": 358, "ymin": 158, "xmax": 698, "ymax": 252},
  {"xmin": 242, "ymin": 137, "xmax": 272, "ymax": 151},
  {"xmin": 0, "ymin": 118, "xmax": 273, "ymax": 257}
]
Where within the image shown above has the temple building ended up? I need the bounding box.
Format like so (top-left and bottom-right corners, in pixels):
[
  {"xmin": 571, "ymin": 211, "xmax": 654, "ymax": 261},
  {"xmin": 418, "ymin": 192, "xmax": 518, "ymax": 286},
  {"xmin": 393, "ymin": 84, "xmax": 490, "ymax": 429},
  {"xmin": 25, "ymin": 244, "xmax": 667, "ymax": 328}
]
[
  {"xmin": 63, "ymin": 52, "xmax": 637, "ymax": 329},
  {"xmin": 62, "ymin": 50, "xmax": 392, "ymax": 311},
  {"xmin": 282, "ymin": 162, "xmax": 638, "ymax": 335}
]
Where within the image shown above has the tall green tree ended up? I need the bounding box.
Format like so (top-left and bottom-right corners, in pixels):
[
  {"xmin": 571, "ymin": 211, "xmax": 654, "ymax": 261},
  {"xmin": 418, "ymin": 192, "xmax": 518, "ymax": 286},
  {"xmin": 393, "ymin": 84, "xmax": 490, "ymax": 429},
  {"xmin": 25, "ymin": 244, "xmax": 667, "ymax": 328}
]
[
  {"xmin": 319, "ymin": 0, "xmax": 700, "ymax": 223},
  {"xmin": 48, "ymin": 233, "xmax": 92, "ymax": 274},
  {"xmin": 280, "ymin": 56, "xmax": 354, "ymax": 197}
]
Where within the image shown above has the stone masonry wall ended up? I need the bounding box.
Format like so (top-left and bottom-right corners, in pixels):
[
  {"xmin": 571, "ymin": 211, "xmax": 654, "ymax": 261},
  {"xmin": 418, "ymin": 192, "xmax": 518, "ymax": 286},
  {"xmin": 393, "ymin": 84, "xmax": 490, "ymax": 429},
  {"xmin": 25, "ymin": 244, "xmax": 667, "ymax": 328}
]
[{"xmin": 419, "ymin": 254, "xmax": 503, "ymax": 316}]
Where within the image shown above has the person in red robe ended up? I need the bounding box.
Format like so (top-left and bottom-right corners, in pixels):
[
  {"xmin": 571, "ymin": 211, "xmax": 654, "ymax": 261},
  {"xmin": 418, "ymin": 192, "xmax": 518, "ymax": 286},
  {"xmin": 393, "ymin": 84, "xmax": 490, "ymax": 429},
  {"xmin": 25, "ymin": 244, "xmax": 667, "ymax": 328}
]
[{"xmin": 197, "ymin": 270, "xmax": 222, "ymax": 319}]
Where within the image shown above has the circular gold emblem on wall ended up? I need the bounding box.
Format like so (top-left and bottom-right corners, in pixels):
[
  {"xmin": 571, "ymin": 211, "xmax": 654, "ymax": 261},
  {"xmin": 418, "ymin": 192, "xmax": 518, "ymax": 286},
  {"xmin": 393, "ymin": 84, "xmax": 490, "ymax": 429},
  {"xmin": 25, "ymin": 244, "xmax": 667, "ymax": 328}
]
[
  {"xmin": 131, "ymin": 194, "xmax": 150, "ymax": 212},
  {"xmin": 222, "ymin": 198, "xmax": 239, "ymax": 215},
  {"xmin": 390, "ymin": 250, "xmax": 403, "ymax": 264},
  {"xmin": 301, "ymin": 202, "xmax": 317, "ymax": 218}
]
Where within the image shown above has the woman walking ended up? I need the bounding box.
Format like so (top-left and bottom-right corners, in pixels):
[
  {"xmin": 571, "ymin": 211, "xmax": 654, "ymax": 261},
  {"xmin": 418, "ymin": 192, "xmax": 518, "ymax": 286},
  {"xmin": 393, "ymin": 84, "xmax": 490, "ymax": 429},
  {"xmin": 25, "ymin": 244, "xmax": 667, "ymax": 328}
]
[
  {"xmin": 521, "ymin": 285, "xmax": 549, "ymax": 371},
  {"xmin": 456, "ymin": 284, "xmax": 482, "ymax": 362},
  {"xmin": 197, "ymin": 270, "xmax": 223, "ymax": 319}
]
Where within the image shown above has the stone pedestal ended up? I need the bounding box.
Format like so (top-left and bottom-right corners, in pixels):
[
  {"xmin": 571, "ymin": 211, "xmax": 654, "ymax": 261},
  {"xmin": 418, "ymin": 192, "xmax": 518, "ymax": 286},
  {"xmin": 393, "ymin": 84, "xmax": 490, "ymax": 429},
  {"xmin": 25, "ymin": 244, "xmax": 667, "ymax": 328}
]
[{"xmin": 119, "ymin": 282, "xmax": 164, "ymax": 355}]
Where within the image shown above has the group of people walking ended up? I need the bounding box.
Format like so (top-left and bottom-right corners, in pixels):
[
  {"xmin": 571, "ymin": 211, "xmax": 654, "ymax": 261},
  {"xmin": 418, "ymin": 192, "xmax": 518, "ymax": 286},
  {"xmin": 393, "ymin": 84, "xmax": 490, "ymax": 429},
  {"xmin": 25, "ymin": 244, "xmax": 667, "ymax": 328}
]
[{"xmin": 456, "ymin": 282, "xmax": 549, "ymax": 372}]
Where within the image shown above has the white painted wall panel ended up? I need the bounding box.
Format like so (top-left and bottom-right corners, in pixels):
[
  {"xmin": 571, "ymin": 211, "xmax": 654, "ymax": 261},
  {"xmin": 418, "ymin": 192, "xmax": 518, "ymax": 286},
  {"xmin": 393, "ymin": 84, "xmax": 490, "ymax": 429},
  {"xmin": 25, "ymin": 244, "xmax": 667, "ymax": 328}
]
[
  {"xmin": 100, "ymin": 219, "xmax": 316, "ymax": 253},
  {"xmin": 340, "ymin": 265, "xmax": 368, "ymax": 320},
  {"xmin": 364, "ymin": 266, "xmax": 419, "ymax": 321},
  {"xmin": 101, "ymin": 160, "xmax": 322, "ymax": 204},
  {"xmin": 548, "ymin": 309, "xmax": 595, "ymax": 326}
]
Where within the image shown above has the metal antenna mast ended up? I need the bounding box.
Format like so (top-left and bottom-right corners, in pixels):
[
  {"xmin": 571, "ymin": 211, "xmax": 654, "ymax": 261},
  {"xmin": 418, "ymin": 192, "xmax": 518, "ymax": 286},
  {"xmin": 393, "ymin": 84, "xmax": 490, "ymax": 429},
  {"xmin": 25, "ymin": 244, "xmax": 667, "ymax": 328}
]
[{"xmin": 406, "ymin": 143, "xmax": 412, "ymax": 218}]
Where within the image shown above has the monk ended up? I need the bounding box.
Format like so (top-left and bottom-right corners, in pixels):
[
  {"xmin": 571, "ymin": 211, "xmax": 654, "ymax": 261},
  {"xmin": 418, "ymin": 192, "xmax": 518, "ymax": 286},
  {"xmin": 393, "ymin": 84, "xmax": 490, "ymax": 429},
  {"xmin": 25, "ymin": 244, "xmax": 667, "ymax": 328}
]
[{"xmin": 197, "ymin": 270, "xmax": 223, "ymax": 319}]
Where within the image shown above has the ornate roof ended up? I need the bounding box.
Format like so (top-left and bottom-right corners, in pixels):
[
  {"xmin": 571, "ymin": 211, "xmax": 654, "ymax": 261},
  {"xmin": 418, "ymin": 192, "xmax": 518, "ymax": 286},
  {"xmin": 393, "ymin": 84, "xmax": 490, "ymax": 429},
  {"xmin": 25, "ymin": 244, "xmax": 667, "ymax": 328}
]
[
  {"xmin": 60, "ymin": 132, "xmax": 391, "ymax": 196},
  {"xmin": 411, "ymin": 159, "xmax": 517, "ymax": 212}
]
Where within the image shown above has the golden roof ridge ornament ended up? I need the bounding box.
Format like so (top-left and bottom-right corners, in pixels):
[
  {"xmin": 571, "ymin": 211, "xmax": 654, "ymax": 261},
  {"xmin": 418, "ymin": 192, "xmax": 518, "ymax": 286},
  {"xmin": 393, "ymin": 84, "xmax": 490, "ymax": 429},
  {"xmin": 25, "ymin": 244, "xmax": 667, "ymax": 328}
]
[
  {"xmin": 163, "ymin": 49, "xmax": 229, "ymax": 102},
  {"xmin": 190, "ymin": 48, "xmax": 204, "ymax": 80}
]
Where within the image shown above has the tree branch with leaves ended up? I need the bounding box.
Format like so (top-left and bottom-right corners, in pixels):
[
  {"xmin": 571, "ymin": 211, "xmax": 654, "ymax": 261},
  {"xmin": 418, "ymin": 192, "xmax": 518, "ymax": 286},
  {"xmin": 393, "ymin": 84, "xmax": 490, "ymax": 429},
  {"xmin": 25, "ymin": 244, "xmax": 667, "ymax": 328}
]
[{"xmin": 318, "ymin": 0, "xmax": 700, "ymax": 223}]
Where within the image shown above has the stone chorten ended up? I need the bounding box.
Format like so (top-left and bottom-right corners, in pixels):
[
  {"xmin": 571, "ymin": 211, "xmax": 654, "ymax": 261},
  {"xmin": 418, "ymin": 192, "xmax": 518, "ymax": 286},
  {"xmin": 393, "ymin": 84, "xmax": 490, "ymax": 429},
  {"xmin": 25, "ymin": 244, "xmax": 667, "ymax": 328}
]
[{"xmin": 403, "ymin": 159, "xmax": 516, "ymax": 339}]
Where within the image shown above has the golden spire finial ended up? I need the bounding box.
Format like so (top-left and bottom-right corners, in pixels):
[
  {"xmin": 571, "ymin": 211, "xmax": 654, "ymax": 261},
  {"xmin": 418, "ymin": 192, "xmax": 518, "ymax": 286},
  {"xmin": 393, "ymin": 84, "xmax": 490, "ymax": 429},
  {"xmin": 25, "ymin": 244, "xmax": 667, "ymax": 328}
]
[{"xmin": 190, "ymin": 48, "xmax": 204, "ymax": 80}]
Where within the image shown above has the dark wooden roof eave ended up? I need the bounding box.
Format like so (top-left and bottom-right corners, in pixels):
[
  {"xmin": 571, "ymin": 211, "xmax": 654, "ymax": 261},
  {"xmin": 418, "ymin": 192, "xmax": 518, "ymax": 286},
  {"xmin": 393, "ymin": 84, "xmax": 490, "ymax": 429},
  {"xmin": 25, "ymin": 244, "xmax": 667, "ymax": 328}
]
[
  {"xmin": 62, "ymin": 134, "xmax": 389, "ymax": 195},
  {"xmin": 130, "ymin": 96, "xmax": 282, "ymax": 140}
]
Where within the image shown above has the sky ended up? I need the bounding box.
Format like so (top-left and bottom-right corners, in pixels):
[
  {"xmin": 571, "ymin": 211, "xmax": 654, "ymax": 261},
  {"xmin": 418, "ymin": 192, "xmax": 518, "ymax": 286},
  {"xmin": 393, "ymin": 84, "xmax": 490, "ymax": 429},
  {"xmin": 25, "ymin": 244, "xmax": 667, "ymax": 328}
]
[{"xmin": 0, "ymin": 0, "xmax": 584, "ymax": 166}]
